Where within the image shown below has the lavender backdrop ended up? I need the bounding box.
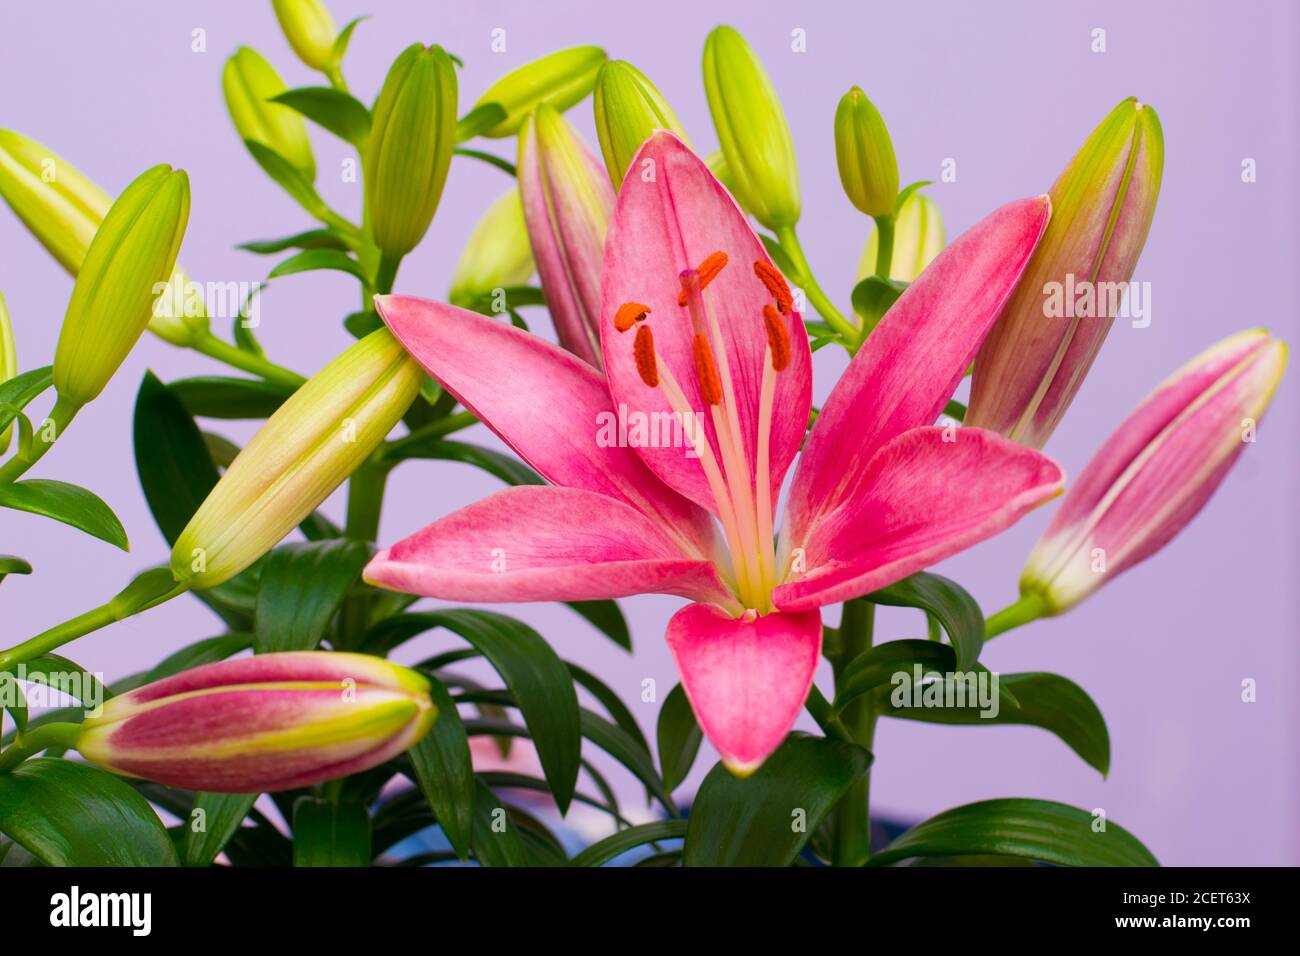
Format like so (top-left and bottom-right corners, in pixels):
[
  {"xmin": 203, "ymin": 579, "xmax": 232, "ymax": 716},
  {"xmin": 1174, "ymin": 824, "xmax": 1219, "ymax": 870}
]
[{"xmin": 1, "ymin": 0, "xmax": 1296, "ymax": 865}]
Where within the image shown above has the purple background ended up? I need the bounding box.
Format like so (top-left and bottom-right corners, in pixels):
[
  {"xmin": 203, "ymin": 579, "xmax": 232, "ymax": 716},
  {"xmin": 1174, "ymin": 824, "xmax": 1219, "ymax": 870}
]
[{"xmin": 1, "ymin": 1, "xmax": 1296, "ymax": 865}]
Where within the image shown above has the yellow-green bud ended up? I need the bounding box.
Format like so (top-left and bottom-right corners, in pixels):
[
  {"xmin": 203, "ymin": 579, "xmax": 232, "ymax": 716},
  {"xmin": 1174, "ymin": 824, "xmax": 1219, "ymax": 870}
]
[
  {"xmin": 448, "ymin": 188, "xmax": 534, "ymax": 307},
  {"xmin": 271, "ymin": 0, "xmax": 338, "ymax": 73},
  {"xmin": 0, "ymin": 291, "xmax": 15, "ymax": 454},
  {"xmin": 171, "ymin": 329, "xmax": 422, "ymax": 589},
  {"xmin": 702, "ymin": 26, "xmax": 800, "ymax": 229},
  {"xmin": 472, "ymin": 45, "xmax": 606, "ymax": 138},
  {"xmin": 592, "ymin": 60, "xmax": 688, "ymax": 188},
  {"xmin": 223, "ymin": 46, "xmax": 316, "ymax": 181},
  {"xmin": 834, "ymin": 87, "xmax": 898, "ymax": 218},
  {"xmin": 53, "ymin": 165, "xmax": 190, "ymax": 406},
  {"xmin": 858, "ymin": 190, "xmax": 945, "ymax": 283},
  {"xmin": 0, "ymin": 130, "xmax": 208, "ymax": 347},
  {"xmin": 364, "ymin": 43, "xmax": 458, "ymax": 258}
]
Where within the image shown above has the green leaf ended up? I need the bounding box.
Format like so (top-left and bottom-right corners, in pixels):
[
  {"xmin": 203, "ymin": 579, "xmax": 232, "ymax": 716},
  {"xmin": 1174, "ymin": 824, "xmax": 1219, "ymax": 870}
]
[
  {"xmin": 880, "ymin": 671, "xmax": 1110, "ymax": 776},
  {"xmin": 343, "ymin": 308, "xmax": 382, "ymax": 338},
  {"xmin": 456, "ymin": 102, "xmax": 508, "ymax": 142},
  {"xmin": 580, "ymin": 709, "xmax": 674, "ymax": 814},
  {"xmin": 850, "ymin": 274, "xmax": 907, "ymax": 333},
  {"xmin": 462, "ymin": 284, "xmax": 547, "ymax": 315},
  {"xmin": 868, "ymin": 798, "xmax": 1158, "ymax": 867},
  {"xmin": 683, "ymin": 735, "xmax": 871, "ymax": 867},
  {"xmin": 568, "ymin": 663, "xmax": 647, "ymax": 754},
  {"xmin": 470, "ymin": 776, "xmax": 529, "ymax": 866},
  {"xmin": 183, "ymin": 792, "xmax": 259, "ymax": 866},
  {"xmin": 0, "ymin": 673, "xmax": 26, "ymax": 733},
  {"xmin": 5, "ymin": 654, "xmax": 108, "ymax": 711},
  {"xmin": 943, "ymin": 399, "xmax": 966, "ymax": 422},
  {"xmin": 566, "ymin": 600, "xmax": 631, "ymax": 651},
  {"xmin": 392, "ymin": 610, "xmax": 580, "ymax": 813},
  {"xmin": 168, "ymin": 375, "xmax": 296, "ymax": 420},
  {"xmin": 133, "ymin": 370, "xmax": 220, "ymax": 544},
  {"xmin": 243, "ymin": 139, "xmax": 345, "ymax": 225},
  {"xmin": 0, "ymin": 366, "xmax": 53, "ymax": 433},
  {"xmin": 833, "ymin": 639, "xmax": 1014, "ymax": 715},
  {"xmin": 254, "ymin": 540, "xmax": 372, "ymax": 653},
  {"xmin": 0, "ymin": 554, "xmax": 32, "ymax": 585},
  {"xmin": 0, "ymin": 479, "xmax": 127, "ymax": 550},
  {"xmin": 329, "ymin": 15, "xmax": 367, "ymax": 69},
  {"xmin": 894, "ymin": 179, "xmax": 933, "ymax": 214},
  {"xmin": 0, "ymin": 759, "xmax": 178, "ymax": 866},
  {"xmin": 292, "ymin": 796, "xmax": 371, "ymax": 867},
  {"xmin": 384, "ymin": 438, "xmax": 542, "ymax": 485},
  {"xmin": 571, "ymin": 820, "xmax": 687, "ymax": 867},
  {"xmin": 272, "ymin": 87, "xmax": 371, "ymax": 147},
  {"xmin": 268, "ymin": 248, "xmax": 368, "ymax": 283},
  {"xmin": 867, "ymin": 571, "xmax": 983, "ymax": 672},
  {"xmin": 407, "ymin": 674, "xmax": 474, "ymax": 861},
  {"xmin": 146, "ymin": 633, "xmax": 253, "ymax": 683},
  {"xmin": 657, "ymin": 683, "xmax": 702, "ymax": 794},
  {"xmin": 453, "ymin": 147, "xmax": 517, "ymax": 177},
  {"xmin": 238, "ymin": 227, "xmax": 352, "ymax": 255}
]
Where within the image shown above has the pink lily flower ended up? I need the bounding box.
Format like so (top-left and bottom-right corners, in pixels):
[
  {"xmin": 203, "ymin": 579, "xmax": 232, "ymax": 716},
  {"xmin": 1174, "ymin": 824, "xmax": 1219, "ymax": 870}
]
[{"xmin": 366, "ymin": 134, "xmax": 1065, "ymax": 775}]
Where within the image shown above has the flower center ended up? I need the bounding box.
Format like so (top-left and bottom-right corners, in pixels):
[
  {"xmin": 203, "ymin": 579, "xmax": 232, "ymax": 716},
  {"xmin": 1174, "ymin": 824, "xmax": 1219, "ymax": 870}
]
[{"xmin": 616, "ymin": 252, "xmax": 795, "ymax": 613}]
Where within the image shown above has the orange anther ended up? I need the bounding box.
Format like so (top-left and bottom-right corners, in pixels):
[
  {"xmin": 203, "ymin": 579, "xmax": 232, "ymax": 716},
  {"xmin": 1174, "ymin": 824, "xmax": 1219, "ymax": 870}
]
[
  {"xmin": 678, "ymin": 251, "xmax": 729, "ymax": 305},
  {"xmin": 762, "ymin": 304, "xmax": 792, "ymax": 372},
  {"xmin": 614, "ymin": 301, "xmax": 651, "ymax": 333},
  {"xmin": 753, "ymin": 260, "xmax": 793, "ymax": 314},
  {"xmin": 633, "ymin": 325, "xmax": 659, "ymax": 387},
  {"xmin": 693, "ymin": 334, "xmax": 723, "ymax": 405}
]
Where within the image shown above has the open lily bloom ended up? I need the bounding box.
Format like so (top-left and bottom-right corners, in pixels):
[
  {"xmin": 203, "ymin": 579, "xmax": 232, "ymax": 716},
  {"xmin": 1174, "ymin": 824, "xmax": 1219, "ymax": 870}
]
[{"xmin": 366, "ymin": 133, "xmax": 1065, "ymax": 775}]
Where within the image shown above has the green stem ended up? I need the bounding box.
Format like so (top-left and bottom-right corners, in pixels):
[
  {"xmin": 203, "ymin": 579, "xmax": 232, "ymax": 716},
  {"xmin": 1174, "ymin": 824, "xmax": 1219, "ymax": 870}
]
[
  {"xmin": 0, "ymin": 722, "xmax": 82, "ymax": 773},
  {"xmin": 338, "ymin": 460, "xmax": 392, "ymax": 650},
  {"xmin": 774, "ymin": 225, "xmax": 860, "ymax": 347},
  {"xmin": 831, "ymin": 599, "xmax": 876, "ymax": 867},
  {"xmin": 873, "ymin": 214, "xmax": 896, "ymax": 279},
  {"xmin": 0, "ymin": 578, "xmax": 188, "ymax": 673},
  {"xmin": 192, "ymin": 334, "xmax": 306, "ymax": 388},
  {"xmin": 984, "ymin": 590, "xmax": 1049, "ymax": 640},
  {"xmin": 380, "ymin": 410, "xmax": 478, "ymax": 463},
  {"xmin": 325, "ymin": 65, "xmax": 349, "ymax": 94},
  {"xmin": 0, "ymin": 393, "xmax": 80, "ymax": 484},
  {"xmin": 374, "ymin": 253, "xmax": 402, "ymax": 296}
]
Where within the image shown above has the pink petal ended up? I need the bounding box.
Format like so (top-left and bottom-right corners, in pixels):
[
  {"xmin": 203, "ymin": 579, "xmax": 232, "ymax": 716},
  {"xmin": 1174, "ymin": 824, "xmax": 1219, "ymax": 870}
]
[
  {"xmin": 365, "ymin": 484, "xmax": 732, "ymax": 606},
  {"xmin": 782, "ymin": 196, "xmax": 1050, "ymax": 555},
  {"xmin": 376, "ymin": 294, "xmax": 718, "ymax": 558},
  {"xmin": 1023, "ymin": 330, "xmax": 1286, "ymax": 609},
  {"xmin": 775, "ymin": 426, "xmax": 1064, "ymax": 611},
  {"xmin": 666, "ymin": 603, "xmax": 823, "ymax": 776},
  {"xmin": 599, "ymin": 132, "xmax": 812, "ymax": 516}
]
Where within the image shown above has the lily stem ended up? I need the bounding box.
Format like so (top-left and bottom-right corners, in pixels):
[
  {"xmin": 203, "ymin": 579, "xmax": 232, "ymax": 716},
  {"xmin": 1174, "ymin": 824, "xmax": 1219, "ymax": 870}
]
[
  {"xmin": 984, "ymin": 590, "xmax": 1049, "ymax": 640},
  {"xmin": 0, "ymin": 393, "xmax": 80, "ymax": 484},
  {"xmin": 831, "ymin": 598, "xmax": 876, "ymax": 867},
  {"xmin": 873, "ymin": 214, "xmax": 895, "ymax": 280},
  {"xmin": 192, "ymin": 333, "xmax": 306, "ymax": 388},
  {"xmin": 0, "ymin": 722, "xmax": 82, "ymax": 773},
  {"xmin": 773, "ymin": 225, "xmax": 860, "ymax": 348}
]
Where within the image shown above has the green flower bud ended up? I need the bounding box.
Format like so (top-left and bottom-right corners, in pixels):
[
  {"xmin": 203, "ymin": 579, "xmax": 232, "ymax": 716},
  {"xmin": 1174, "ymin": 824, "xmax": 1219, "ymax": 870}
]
[
  {"xmin": 592, "ymin": 60, "xmax": 688, "ymax": 188},
  {"xmin": 858, "ymin": 190, "xmax": 945, "ymax": 283},
  {"xmin": 0, "ymin": 291, "xmax": 16, "ymax": 454},
  {"xmin": 702, "ymin": 25, "xmax": 799, "ymax": 229},
  {"xmin": 472, "ymin": 45, "xmax": 606, "ymax": 138},
  {"xmin": 171, "ymin": 329, "xmax": 422, "ymax": 589},
  {"xmin": 53, "ymin": 165, "xmax": 190, "ymax": 406},
  {"xmin": 834, "ymin": 87, "xmax": 898, "ymax": 217},
  {"xmin": 448, "ymin": 188, "xmax": 534, "ymax": 307},
  {"xmin": 364, "ymin": 43, "xmax": 458, "ymax": 258},
  {"xmin": 271, "ymin": 0, "xmax": 338, "ymax": 73},
  {"xmin": 222, "ymin": 46, "xmax": 315, "ymax": 181},
  {"xmin": 0, "ymin": 130, "xmax": 208, "ymax": 347}
]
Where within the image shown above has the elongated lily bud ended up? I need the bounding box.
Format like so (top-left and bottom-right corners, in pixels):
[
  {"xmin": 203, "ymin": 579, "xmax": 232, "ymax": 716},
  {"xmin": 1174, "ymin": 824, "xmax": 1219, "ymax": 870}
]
[
  {"xmin": 223, "ymin": 46, "xmax": 315, "ymax": 181},
  {"xmin": 834, "ymin": 87, "xmax": 898, "ymax": 218},
  {"xmin": 172, "ymin": 329, "xmax": 422, "ymax": 589},
  {"xmin": 968, "ymin": 98, "xmax": 1164, "ymax": 448},
  {"xmin": 365, "ymin": 43, "xmax": 457, "ymax": 258},
  {"xmin": 77, "ymin": 652, "xmax": 435, "ymax": 793},
  {"xmin": 702, "ymin": 25, "xmax": 799, "ymax": 229},
  {"xmin": 1021, "ymin": 329, "xmax": 1286, "ymax": 613},
  {"xmin": 53, "ymin": 165, "xmax": 189, "ymax": 406},
  {"xmin": 472, "ymin": 45, "xmax": 606, "ymax": 138},
  {"xmin": 0, "ymin": 130, "xmax": 207, "ymax": 347},
  {"xmin": 271, "ymin": 0, "xmax": 338, "ymax": 73},
  {"xmin": 448, "ymin": 188, "xmax": 534, "ymax": 307},
  {"xmin": 858, "ymin": 190, "xmax": 946, "ymax": 283},
  {"xmin": 0, "ymin": 291, "xmax": 15, "ymax": 454},
  {"xmin": 593, "ymin": 60, "xmax": 688, "ymax": 188},
  {"xmin": 518, "ymin": 104, "xmax": 614, "ymax": 368}
]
